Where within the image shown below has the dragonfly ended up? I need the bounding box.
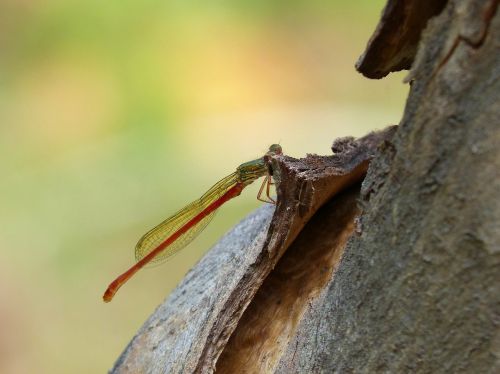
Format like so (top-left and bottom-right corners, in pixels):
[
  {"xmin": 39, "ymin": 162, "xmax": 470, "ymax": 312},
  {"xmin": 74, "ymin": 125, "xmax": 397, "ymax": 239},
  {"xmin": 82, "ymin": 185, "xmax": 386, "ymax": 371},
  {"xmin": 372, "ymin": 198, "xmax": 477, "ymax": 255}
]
[{"xmin": 103, "ymin": 144, "xmax": 282, "ymax": 302}]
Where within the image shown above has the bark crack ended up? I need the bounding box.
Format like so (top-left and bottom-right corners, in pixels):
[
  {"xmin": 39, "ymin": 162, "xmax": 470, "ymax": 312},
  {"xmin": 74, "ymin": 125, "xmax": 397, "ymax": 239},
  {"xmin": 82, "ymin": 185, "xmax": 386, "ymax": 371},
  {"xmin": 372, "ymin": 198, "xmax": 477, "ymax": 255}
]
[{"xmin": 435, "ymin": 0, "xmax": 499, "ymax": 73}]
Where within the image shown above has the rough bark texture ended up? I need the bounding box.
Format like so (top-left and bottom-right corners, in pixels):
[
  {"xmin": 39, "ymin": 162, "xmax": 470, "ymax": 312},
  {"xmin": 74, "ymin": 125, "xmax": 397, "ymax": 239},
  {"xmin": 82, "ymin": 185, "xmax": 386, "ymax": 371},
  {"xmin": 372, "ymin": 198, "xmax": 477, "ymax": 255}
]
[
  {"xmin": 276, "ymin": 0, "xmax": 499, "ymax": 372},
  {"xmin": 110, "ymin": 0, "xmax": 500, "ymax": 372}
]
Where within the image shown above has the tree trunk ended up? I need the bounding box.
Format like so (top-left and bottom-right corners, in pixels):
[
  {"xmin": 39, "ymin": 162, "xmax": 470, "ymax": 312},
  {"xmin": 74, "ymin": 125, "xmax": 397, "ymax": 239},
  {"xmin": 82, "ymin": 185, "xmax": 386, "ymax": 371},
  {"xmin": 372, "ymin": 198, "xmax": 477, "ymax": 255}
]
[{"xmin": 110, "ymin": 0, "xmax": 500, "ymax": 372}]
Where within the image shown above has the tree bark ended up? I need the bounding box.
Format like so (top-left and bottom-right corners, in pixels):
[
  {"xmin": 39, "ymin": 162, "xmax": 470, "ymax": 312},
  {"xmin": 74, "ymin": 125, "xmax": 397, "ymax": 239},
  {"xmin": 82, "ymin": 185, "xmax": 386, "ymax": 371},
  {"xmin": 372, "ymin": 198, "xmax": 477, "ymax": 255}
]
[
  {"xmin": 110, "ymin": 0, "xmax": 500, "ymax": 372},
  {"xmin": 276, "ymin": 0, "xmax": 500, "ymax": 370}
]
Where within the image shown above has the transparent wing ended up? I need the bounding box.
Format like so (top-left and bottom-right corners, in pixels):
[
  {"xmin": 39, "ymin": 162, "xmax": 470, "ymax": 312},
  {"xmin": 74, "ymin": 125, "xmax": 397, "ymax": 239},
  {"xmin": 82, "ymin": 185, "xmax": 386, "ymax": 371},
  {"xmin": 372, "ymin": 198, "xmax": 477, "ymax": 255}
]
[{"xmin": 135, "ymin": 172, "xmax": 240, "ymax": 265}]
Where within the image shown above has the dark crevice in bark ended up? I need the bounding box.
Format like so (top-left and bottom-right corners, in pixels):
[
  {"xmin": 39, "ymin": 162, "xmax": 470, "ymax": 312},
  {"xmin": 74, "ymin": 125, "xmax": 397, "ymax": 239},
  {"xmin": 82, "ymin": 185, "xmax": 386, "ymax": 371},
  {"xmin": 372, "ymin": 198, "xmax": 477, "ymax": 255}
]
[{"xmin": 216, "ymin": 185, "xmax": 361, "ymax": 373}]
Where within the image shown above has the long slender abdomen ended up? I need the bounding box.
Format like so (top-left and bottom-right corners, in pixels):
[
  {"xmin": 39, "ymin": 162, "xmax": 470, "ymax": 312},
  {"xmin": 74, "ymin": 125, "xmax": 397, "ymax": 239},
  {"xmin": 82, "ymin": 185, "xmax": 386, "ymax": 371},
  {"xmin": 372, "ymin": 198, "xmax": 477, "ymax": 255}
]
[{"xmin": 103, "ymin": 182, "xmax": 245, "ymax": 302}]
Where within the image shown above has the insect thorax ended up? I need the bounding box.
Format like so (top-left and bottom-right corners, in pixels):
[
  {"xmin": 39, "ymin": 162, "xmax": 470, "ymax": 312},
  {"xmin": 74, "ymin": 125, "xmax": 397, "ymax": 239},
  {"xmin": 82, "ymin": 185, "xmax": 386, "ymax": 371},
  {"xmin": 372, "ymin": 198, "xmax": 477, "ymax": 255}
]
[{"xmin": 237, "ymin": 157, "xmax": 268, "ymax": 183}]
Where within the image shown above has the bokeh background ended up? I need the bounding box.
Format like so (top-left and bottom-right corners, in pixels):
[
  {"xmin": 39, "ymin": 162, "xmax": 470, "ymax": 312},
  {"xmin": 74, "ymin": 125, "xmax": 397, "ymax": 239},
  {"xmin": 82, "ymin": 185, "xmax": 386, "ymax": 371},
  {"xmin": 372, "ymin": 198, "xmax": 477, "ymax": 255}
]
[{"xmin": 0, "ymin": 1, "xmax": 408, "ymax": 373}]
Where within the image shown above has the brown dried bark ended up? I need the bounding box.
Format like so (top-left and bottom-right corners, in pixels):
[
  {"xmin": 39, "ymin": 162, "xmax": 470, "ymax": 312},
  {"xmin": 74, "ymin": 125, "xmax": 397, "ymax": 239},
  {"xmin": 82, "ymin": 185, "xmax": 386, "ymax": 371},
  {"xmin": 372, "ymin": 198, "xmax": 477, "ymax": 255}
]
[{"xmin": 356, "ymin": 0, "xmax": 448, "ymax": 78}]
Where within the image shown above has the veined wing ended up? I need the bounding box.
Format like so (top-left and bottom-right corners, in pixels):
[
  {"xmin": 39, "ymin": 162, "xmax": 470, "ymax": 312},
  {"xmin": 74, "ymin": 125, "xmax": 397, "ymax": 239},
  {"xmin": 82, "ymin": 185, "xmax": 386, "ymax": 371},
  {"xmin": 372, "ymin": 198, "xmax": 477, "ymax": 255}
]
[{"xmin": 135, "ymin": 172, "xmax": 240, "ymax": 265}]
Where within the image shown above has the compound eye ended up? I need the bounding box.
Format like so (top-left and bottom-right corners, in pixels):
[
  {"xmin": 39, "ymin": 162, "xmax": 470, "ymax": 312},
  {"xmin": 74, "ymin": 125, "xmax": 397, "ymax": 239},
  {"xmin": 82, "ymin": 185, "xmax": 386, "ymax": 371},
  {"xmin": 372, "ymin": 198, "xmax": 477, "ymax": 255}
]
[{"xmin": 268, "ymin": 144, "xmax": 282, "ymax": 155}]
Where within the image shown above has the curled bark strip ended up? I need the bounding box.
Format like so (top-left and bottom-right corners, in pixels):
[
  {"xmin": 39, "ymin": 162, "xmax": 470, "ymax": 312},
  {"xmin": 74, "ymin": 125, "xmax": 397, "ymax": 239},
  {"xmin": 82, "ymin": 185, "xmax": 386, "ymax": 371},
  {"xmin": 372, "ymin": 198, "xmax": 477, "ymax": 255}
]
[
  {"xmin": 356, "ymin": 0, "xmax": 447, "ymax": 79},
  {"xmin": 216, "ymin": 186, "xmax": 362, "ymax": 374}
]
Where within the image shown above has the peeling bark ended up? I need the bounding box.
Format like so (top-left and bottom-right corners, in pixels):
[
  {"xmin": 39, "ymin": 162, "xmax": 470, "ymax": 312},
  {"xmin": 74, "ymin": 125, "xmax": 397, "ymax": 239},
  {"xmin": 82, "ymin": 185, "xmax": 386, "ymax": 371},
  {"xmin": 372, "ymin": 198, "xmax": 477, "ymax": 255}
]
[
  {"xmin": 217, "ymin": 186, "xmax": 361, "ymax": 374},
  {"xmin": 356, "ymin": 0, "xmax": 447, "ymax": 78}
]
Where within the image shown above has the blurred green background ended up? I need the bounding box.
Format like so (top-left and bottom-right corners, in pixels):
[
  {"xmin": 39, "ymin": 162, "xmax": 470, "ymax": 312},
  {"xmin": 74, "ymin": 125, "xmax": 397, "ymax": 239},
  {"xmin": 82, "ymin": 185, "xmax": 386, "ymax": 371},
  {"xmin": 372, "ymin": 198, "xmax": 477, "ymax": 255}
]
[{"xmin": 0, "ymin": 1, "xmax": 408, "ymax": 373}]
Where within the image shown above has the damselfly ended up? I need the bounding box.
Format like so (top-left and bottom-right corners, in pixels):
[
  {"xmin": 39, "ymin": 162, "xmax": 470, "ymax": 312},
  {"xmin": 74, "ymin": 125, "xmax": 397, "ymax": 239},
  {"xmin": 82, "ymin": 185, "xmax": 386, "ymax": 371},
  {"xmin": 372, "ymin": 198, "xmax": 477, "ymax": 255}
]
[{"xmin": 103, "ymin": 144, "xmax": 282, "ymax": 302}]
